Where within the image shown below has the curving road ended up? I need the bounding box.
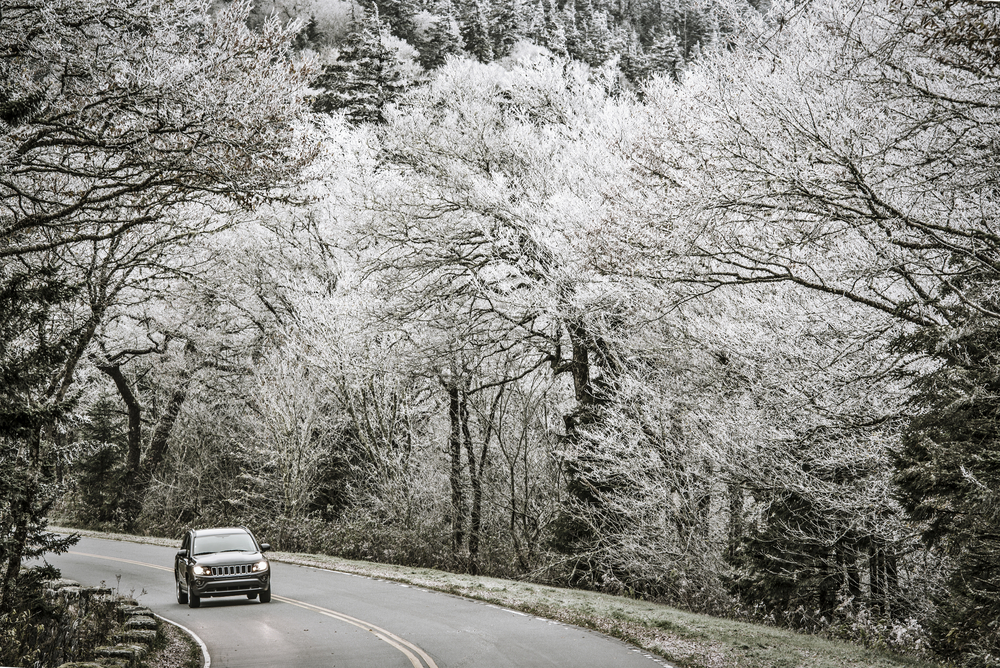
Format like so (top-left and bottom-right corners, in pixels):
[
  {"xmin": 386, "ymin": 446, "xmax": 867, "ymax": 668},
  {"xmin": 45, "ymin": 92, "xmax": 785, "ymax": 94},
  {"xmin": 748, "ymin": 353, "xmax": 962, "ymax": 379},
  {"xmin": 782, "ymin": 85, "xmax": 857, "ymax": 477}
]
[{"xmin": 44, "ymin": 536, "xmax": 667, "ymax": 668}]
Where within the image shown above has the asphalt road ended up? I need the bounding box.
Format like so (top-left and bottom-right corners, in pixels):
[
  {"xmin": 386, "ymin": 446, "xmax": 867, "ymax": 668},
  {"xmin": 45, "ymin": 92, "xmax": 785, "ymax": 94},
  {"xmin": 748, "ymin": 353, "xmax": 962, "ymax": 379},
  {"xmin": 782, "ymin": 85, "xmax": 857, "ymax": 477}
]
[{"xmin": 44, "ymin": 536, "xmax": 666, "ymax": 668}]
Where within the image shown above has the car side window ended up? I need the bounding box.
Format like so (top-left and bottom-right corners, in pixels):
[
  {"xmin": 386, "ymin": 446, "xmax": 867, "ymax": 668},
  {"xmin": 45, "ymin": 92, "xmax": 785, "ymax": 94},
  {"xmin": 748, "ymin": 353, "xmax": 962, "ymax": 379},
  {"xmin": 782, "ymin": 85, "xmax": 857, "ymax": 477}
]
[{"xmin": 181, "ymin": 534, "xmax": 190, "ymax": 551}]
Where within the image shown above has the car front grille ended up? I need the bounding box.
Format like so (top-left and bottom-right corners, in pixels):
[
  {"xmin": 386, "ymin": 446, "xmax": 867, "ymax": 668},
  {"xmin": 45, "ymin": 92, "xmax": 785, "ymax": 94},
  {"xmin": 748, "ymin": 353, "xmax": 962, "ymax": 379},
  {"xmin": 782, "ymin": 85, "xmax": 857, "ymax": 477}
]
[{"xmin": 211, "ymin": 564, "xmax": 252, "ymax": 577}]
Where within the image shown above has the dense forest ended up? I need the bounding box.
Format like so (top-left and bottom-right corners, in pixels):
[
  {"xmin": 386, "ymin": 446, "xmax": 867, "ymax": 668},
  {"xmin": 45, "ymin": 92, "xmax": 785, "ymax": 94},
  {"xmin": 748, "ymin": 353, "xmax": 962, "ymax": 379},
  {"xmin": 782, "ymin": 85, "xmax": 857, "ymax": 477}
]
[{"xmin": 2, "ymin": 0, "xmax": 998, "ymax": 665}]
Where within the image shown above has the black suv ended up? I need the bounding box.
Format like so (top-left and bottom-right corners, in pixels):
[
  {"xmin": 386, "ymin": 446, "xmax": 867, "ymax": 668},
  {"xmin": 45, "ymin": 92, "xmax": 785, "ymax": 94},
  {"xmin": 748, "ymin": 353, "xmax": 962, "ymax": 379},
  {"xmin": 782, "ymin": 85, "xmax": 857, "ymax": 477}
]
[{"xmin": 174, "ymin": 527, "xmax": 271, "ymax": 608}]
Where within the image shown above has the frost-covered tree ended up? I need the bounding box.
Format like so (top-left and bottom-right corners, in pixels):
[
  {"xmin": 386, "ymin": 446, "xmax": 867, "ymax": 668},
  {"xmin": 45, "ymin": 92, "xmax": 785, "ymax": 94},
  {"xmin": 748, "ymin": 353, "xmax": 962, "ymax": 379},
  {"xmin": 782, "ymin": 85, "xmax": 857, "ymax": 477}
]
[
  {"xmin": 311, "ymin": 7, "xmax": 408, "ymax": 124},
  {"xmin": 0, "ymin": 0, "xmax": 317, "ymax": 531},
  {"xmin": 418, "ymin": 0, "xmax": 466, "ymax": 70},
  {"xmin": 360, "ymin": 55, "xmax": 693, "ymax": 582},
  {"xmin": 0, "ymin": 0, "xmax": 316, "ymax": 260},
  {"xmin": 0, "ymin": 268, "xmax": 79, "ymax": 613},
  {"xmin": 621, "ymin": 0, "xmax": 1000, "ymax": 657},
  {"xmin": 457, "ymin": 0, "xmax": 495, "ymax": 62}
]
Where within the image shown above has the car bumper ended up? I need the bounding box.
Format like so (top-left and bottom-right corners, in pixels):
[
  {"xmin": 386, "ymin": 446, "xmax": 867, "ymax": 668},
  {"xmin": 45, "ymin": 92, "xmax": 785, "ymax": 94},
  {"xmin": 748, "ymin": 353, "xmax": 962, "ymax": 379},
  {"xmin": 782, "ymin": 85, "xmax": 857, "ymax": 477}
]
[{"xmin": 192, "ymin": 575, "xmax": 269, "ymax": 598}]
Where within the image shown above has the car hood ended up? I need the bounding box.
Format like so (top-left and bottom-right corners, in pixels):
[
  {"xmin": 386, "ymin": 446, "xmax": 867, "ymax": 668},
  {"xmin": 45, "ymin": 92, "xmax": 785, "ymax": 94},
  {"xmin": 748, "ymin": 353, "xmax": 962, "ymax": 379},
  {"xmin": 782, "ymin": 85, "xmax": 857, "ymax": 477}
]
[{"xmin": 192, "ymin": 551, "xmax": 264, "ymax": 565}]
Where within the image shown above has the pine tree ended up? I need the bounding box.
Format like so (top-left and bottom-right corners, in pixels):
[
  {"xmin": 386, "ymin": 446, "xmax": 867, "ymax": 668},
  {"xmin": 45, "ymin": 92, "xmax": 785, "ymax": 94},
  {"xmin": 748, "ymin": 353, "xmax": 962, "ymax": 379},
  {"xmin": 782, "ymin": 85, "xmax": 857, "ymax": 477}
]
[
  {"xmin": 658, "ymin": 0, "xmax": 714, "ymax": 59},
  {"xmin": 369, "ymin": 0, "xmax": 420, "ymax": 45},
  {"xmin": 616, "ymin": 28, "xmax": 648, "ymax": 84},
  {"xmin": 419, "ymin": 0, "xmax": 466, "ymax": 70},
  {"xmin": 561, "ymin": 0, "xmax": 581, "ymax": 57},
  {"xmin": 562, "ymin": 0, "xmax": 613, "ymax": 66},
  {"xmin": 73, "ymin": 397, "xmax": 131, "ymax": 525},
  {"xmin": 0, "ymin": 266, "xmax": 80, "ymax": 613},
  {"xmin": 457, "ymin": 0, "xmax": 494, "ymax": 62},
  {"xmin": 520, "ymin": 0, "xmax": 545, "ymax": 45},
  {"xmin": 489, "ymin": 0, "xmax": 525, "ymax": 58},
  {"xmin": 731, "ymin": 426, "xmax": 905, "ymax": 626},
  {"xmin": 644, "ymin": 27, "xmax": 684, "ymax": 81},
  {"xmin": 894, "ymin": 310, "xmax": 1000, "ymax": 663},
  {"xmin": 311, "ymin": 8, "xmax": 407, "ymax": 124},
  {"xmin": 539, "ymin": 0, "xmax": 568, "ymax": 56}
]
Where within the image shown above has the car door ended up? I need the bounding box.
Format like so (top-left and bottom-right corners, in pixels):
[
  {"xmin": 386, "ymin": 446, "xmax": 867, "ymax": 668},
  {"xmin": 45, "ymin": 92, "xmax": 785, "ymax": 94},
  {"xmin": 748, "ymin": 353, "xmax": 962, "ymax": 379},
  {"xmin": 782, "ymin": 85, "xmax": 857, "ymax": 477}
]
[{"xmin": 175, "ymin": 532, "xmax": 191, "ymax": 585}]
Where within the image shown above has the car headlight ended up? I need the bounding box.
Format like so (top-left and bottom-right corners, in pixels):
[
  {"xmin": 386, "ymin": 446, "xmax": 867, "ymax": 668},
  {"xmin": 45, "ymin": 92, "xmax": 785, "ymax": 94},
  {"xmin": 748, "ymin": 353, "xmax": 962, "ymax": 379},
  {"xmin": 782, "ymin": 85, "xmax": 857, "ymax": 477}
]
[
  {"xmin": 252, "ymin": 560, "xmax": 269, "ymax": 572},
  {"xmin": 192, "ymin": 565, "xmax": 211, "ymax": 576}
]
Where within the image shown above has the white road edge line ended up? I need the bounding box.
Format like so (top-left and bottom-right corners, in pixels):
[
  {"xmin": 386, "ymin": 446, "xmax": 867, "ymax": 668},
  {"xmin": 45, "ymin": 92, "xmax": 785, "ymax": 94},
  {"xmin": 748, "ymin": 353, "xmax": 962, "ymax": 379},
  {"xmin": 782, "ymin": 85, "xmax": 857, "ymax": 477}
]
[{"xmin": 155, "ymin": 613, "xmax": 211, "ymax": 668}]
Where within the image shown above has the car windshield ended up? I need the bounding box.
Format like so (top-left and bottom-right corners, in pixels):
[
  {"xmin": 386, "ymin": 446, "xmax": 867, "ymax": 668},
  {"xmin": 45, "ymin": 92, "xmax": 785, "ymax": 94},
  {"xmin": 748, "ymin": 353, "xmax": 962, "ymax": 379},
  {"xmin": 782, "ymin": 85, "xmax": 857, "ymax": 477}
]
[{"xmin": 192, "ymin": 532, "xmax": 257, "ymax": 555}]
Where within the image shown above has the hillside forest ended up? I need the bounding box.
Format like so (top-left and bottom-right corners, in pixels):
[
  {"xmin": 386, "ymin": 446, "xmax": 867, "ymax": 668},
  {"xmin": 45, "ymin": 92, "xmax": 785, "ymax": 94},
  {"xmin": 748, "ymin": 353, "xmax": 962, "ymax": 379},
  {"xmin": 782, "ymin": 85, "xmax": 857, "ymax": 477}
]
[{"xmin": 2, "ymin": 0, "xmax": 999, "ymax": 665}]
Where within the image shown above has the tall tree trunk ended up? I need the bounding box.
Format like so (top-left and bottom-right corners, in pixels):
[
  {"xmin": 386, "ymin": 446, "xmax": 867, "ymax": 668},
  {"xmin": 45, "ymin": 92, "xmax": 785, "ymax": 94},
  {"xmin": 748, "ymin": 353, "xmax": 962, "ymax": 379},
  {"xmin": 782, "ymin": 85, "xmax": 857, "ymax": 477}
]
[
  {"xmin": 0, "ymin": 458, "xmax": 36, "ymax": 613},
  {"xmin": 142, "ymin": 374, "xmax": 191, "ymax": 480},
  {"xmin": 448, "ymin": 385, "xmax": 465, "ymax": 554},
  {"xmin": 885, "ymin": 548, "xmax": 898, "ymax": 618},
  {"xmin": 97, "ymin": 364, "xmax": 142, "ymax": 476},
  {"xmin": 462, "ymin": 392, "xmax": 482, "ymax": 574},
  {"xmin": 98, "ymin": 349, "xmax": 193, "ymax": 526},
  {"xmin": 845, "ymin": 546, "xmax": 862, "ymax": 603},
  {"xmin": 818, "ymin": 548, "xmax": 839, "ymax": 619},
  {"xmin": 727, "ymin": 482, "xmax": 743, "ymax": 562},
  {"xmin": 869, "ymin": 544, "xmax": 885, "ymax": 614}
]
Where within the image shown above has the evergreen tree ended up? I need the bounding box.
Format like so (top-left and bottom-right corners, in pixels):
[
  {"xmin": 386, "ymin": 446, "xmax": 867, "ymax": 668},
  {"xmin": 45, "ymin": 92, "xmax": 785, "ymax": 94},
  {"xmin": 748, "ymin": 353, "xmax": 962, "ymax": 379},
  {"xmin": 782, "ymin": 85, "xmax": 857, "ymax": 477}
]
[
  {"xmin": 732, "ymin": 432, "xmax": 903, "ymax": 626},
  {"xmin": 616, "ymin": 29, "xmax": 648, "ymax": 84},
  {"xmin": 644, "ymin": 27, "xmax": 684, "ymax": 81},
  {"xmin": 457, "ymin": 0, "xmax": 494, "ymax": 62},
  {"xmin": 0, "ymin": 266, "xmax": 79, "ymax": 613},
  {"xmin": 369, "ymin": 0, "xmax": 420, "ymax": 45},
  {"xmin": 520, "ymin": 0, "xmax": 546, "ymax": 45},
  {"xmin": 419, "ymin": 0, "xmax": 466, "ymax": 70},
  {"xmin": 73, "ymin": 397, "xmax": 131, "ymax": 526},
  {"xmin": 561, "ymin": 0, "xmax": 581, "ymax": 57},
  {"xmin": 489, "ymin": 0, "xmax": 525, "ymax": 58},
  {"xmin": 657, "ymin": 0, "xmax": 714, "ymax": 59},
  {"xmin": 894, "ymin": 308, "xmax": 1000, "ymax": 664},
  {"xmin": 561, "ymin": 0, "xmax": 612, "ymax": 66},
  {"xmin": 294, "ymin": 15, "xmax": 324, "ymax": 51},
  {"xmin": 311, "ymin": 8, "xmax": 407, "ymax": 124},
  {"xmin": 539, "ymin": 0, "xmax": 568, "ymax": 56}
]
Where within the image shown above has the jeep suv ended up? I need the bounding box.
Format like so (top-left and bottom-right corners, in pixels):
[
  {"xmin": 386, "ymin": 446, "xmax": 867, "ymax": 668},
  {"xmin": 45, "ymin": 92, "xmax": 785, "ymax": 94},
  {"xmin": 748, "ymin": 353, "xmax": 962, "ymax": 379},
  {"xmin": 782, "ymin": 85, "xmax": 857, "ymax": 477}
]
[{"xmin": 174, "ymin": 527, "xmax": 271, "ymax": 608}]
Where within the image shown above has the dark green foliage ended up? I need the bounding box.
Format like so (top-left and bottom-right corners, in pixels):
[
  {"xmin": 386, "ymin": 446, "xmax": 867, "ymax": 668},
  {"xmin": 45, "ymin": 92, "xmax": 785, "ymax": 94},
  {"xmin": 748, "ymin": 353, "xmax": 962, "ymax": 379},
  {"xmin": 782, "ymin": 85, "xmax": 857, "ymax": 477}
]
[
  {"xmin": 538, "ymin": 0, "xmax": 568, "ymax": 55},
  {"xmin": 732, "ymin": 432, "xmax": 904, "ymax": 629},
  {"xmin": 419, "ymin": 0, "xmax": 466, "ymax": 70},
  {"xmin": 311, "ymin": 8, "xmax": 407, "ymax": 124},
  {"xmin": 0, "ymin": 562, "xmax": 125, "ymax": 668},
  {"xmin": 71, "ymin": 398, "xmax": 131, "ymax": 526},
  {"xmin": 294, "ymin": 15, "xmax": 324, "ymax": 51},
  {"xmin": 301, "ymin": 0, "xmax": 757, "ymax": 85},
  {"xmin": 894, "ymin": 320, "xmax": 1000, "ymax": 665},
  {"xmin": 581, "ymin": 0, "xmax": 616, "ymax": 65},
  {"xmin": 0, "ymin": 265, "xmax": 81, "ymax": 612},
  {"xmin": 369, "ymin": 0, "xmax": 420, "ymax": 45},
  {"xmin": 488, "ymin": 0, "xmax": 525, "ymax": 58},
  {"xmin": 0, "ymin": 449, "xmax": 79, "ymax": 614},
  {"xmin": 0, "ymin": 267, "xmax": 78, "ymax": 446},
  {"xmin": 643, "ymin": 28, "xmax": 684, "ymax": 81},
  {"xmin": 546, "ymin": 322, "xmax": 622, "ymax": 588},
  {"xmin": 0, "ymin": 564, "xmax": 61, "ymax": 668},
  {"xmin": 0, "ymin": 91, "xmax": 42, "ymax": 127},
  {"xmin": 458, "ymin": 0, "xmax": 494, "ymax": 62}
]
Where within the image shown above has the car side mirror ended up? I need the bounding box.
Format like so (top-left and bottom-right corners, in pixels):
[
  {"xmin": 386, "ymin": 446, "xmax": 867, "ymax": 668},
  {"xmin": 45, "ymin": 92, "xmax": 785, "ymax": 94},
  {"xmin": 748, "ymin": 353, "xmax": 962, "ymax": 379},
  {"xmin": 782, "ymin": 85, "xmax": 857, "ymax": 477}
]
[
  {"xmin": 176, "ymin": 549, "xmax": 188, "ymax": 559},
  {"xmin": 260, "ymin": 543, "xmax": 271, "ymax": 552}
]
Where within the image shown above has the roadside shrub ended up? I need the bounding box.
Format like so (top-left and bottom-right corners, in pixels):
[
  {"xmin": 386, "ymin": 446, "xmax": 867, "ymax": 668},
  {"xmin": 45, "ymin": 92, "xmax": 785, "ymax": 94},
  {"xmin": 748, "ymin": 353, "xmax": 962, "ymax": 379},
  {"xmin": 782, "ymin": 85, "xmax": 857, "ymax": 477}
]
[{"xmin": 0, "ymin": 565, "xmax": 62, "ymax": 667}]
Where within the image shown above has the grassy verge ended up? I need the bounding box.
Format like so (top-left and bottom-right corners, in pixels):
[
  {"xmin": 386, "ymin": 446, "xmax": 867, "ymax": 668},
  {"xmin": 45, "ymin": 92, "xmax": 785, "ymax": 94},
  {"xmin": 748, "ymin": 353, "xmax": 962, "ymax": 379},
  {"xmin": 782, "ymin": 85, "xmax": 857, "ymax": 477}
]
[
  {"xmin": 145, "ymin": 618, "xmax": 203, "ymax": 668},
  {"xmin": 53, "ymin": 526, "xmax": 944, "ymax": 668}
]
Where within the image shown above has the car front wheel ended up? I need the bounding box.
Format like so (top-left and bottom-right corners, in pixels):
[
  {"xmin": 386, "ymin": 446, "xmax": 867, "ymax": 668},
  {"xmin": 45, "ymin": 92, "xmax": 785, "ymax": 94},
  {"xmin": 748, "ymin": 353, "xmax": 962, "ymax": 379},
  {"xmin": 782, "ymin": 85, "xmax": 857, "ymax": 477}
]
[
  {"xmin": 259, "ymin": 584, "xmax": 271, "ymax": 603},
  {"xmin": 175, "ymin": 577, "xmax": 188, "ymax": 605},
  {"xmin": 188, "ymin": 580, "xmax": 201, "ymax": 608}
]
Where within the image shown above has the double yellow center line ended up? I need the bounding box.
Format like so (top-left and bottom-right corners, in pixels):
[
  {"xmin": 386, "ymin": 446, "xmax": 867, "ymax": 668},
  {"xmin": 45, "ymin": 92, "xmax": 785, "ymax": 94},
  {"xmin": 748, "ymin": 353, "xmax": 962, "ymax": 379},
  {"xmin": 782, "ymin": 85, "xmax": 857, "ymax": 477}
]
[{"xmin": 68, "ymin": 551, "xmax": 439, "ymax": 668}]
